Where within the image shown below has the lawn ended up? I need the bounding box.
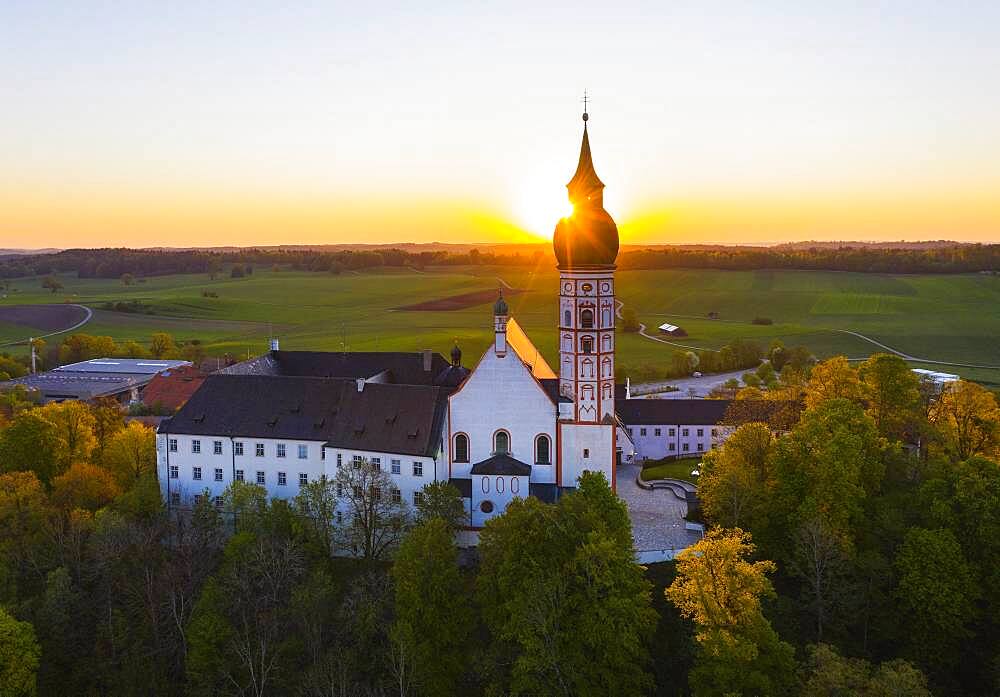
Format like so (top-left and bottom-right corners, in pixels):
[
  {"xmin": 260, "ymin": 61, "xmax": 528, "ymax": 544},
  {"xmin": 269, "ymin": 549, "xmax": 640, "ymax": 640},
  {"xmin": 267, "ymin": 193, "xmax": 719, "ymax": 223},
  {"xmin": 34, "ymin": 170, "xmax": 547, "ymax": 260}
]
[
  {"xmin": 639, "ymin": 459, "xmax": 702, "ymax": 483},
  {"xmin": 3, "ymin": 265, "xmax": 999, "ymax": 385}
]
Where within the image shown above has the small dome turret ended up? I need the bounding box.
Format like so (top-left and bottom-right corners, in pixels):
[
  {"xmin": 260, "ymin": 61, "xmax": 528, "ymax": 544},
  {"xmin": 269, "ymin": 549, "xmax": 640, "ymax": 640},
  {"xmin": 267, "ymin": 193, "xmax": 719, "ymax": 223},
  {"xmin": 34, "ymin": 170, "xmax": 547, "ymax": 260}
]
[{"xmin": 493, "ymin": 288, "xmax": 509, "ymax": 316}]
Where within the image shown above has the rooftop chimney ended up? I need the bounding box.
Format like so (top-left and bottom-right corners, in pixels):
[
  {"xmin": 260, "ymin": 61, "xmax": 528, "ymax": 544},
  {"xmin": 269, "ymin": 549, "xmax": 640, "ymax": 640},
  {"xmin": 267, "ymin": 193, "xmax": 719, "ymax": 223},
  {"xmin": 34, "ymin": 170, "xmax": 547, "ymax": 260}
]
[
  {"xmin": 356, "ymin": 378, "xmax": 365, "ymax": 392},
  {"xmin": 270, "ymin": 338, "xmax": 280, "ymax": 352},
  {"xmin": 422, "ymin": 349, "xmax": 432, "ymax": 372}
]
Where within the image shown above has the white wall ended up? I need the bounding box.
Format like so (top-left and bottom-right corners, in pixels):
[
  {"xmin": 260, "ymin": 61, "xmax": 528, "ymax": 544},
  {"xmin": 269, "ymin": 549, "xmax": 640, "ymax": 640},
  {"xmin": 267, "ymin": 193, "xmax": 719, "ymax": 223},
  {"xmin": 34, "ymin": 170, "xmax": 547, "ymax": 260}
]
[
  {"xmin": 470, "ymin": 473, "xmax": 529, "ymax": 527},
  {"xmin": 624, "ymin": 424, "xmax": 730, "ymax": 461},
  {"xmin": 559, "ymin": 422, "xmax": 615, "ymax": 488},
  {"xmin": 322, "ymin": 446, "xmax": 440, "ymax": 508},
  {"xmin": 448, "ymin": 347, "xmax": 557, "ymax": 483}
]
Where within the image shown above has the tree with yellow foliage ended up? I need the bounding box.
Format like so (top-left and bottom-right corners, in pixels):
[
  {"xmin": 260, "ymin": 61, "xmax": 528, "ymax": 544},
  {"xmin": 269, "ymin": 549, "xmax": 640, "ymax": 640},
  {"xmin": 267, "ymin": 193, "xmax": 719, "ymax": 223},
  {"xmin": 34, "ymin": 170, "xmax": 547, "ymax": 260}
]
[
  {"xmin": 929, "ymin": 379, "xmax": 1000, "ymax": 460},
  {"xmin": 51, "ymin": 462, "xmax": 121, "ymax": 511},
  {"xmin": 698, "ymin": 423, "xmax": 773, "ymax": 529},
  {"xmin": 38, "ymin": 401, "xmax": 97, "ymax": 471},
  {"xmin": 102, "ymin": 422, "xmax": 155, "ymax": 489},
  {"xmin": 804, "ymin": 356, "xmax": 862, "ymax": 411},
  {"xmin": 666, "ymin": 528, "xmax": 797, "ymax": 696}
]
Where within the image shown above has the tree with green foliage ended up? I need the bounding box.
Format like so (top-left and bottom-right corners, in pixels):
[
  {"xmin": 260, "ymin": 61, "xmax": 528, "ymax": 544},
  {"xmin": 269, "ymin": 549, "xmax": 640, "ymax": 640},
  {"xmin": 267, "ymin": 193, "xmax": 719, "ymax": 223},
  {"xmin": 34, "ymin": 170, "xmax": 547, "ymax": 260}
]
[
  {"xmin": 41, "ymin": 276, "xmax": 63, "ymax": 294},
  {"xmin": 666, "ymin": 528, "xmax": 797, "ymax": 697},
  {"xmin": 120, "ymin": 272, "xmax": 134, "ymax": 286},
  {"xmin": 58, "ymin": 333, "xmax": 117, "ymax": 364},
  {"xmin": 801, "ymin": 643, "xmax": 931, "ymax": 697},
  {"xmin": 477, "ymin": 472, "xmax": 656, "ymax": 697},
  {"xmin": 858, "ymin": 353, "xmax": 921, "ymax": 440},
  {"xmin": 415, "ymin": 480, "xmax": 467, "ymax": 530},
  {"xmin": 391, "ymin": 518, "xmax": 471, "ymax": 697},
  {"xmin": 0, "ymin": 607, "xmax": 41, "ymax": 697},
  {"xmin": 804, "ymin": 356, "xmax": 863, "ymax": 411},
  {"xmin": 294, "ymin": 474, "xmax": 339, "ymax": 553},
  {"xmin": 894, "ymin": 527, "xmax": 978, "ymax": 670},
  {"xmin": 698, "ymin": 422, "xmax": 773, "ymax": 529},
  {"xmin": 620, "ymin": 306, "xmax": 640, "ymax": 332},
  {"xmin": 929, "ymin": 379, "xmax": 1000, "ymax": 460}
]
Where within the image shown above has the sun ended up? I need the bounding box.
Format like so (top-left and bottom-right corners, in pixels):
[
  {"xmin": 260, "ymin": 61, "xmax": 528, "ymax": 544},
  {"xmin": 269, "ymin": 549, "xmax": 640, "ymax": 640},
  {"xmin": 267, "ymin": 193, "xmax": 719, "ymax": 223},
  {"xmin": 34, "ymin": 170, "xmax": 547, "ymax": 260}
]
[{"xmin": 510, "ymin": 175, "xmax": 575, "ymax": 241}]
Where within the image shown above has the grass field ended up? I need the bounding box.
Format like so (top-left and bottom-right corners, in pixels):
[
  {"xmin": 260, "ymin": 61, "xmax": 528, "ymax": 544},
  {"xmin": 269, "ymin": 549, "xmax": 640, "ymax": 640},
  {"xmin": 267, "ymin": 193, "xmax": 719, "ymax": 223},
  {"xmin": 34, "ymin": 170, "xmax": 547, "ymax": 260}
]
[
  {"xmin": 640, "ymin": 459, "xmax": 702, "ymax": 483},
  {"xmin": 3, "ymin": 265, "xmax": 1000, "ymax": 384}
]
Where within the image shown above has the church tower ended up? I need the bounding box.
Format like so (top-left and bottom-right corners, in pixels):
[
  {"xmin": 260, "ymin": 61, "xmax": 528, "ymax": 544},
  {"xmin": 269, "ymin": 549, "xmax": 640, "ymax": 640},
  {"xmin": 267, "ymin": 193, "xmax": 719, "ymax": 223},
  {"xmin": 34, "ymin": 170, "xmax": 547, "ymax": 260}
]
[{"xmin": 553, "ymin": 107, "xmax": 619, "ymax": 424}]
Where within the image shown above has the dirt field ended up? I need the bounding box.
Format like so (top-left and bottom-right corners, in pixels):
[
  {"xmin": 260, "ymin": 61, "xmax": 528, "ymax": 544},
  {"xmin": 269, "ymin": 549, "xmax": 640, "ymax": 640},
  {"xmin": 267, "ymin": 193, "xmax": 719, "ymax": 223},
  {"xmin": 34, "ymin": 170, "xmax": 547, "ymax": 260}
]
[
  {"xmin": 0, "ymin": 304, "xmax": 89, "ymax": 331},
  {"xmin": 395, "ymin": 288, "xmax": 521, "ymax": 311}
]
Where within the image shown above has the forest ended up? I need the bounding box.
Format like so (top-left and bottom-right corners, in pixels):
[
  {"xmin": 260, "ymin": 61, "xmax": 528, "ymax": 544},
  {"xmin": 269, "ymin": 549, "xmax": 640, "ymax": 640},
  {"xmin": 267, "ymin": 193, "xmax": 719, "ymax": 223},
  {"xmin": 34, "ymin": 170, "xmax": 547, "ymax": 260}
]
[
  {"xmin": 1, "ymin": 351, "xmax": 999, "ymax": 696},
  {"xmin": 3, "ymin": 241, "xmax": 1000, "ymax": 280}
]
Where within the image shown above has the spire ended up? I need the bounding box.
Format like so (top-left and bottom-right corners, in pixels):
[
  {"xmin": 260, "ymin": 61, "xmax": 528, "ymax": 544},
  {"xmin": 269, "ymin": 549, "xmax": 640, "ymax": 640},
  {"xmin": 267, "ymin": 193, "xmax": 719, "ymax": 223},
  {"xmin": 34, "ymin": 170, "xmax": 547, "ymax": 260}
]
[
  {"xmin": 566, "ymin": 96, "xmax": 605, "ymax": 208},
  {"xmin": 493, "ymin": 287, "xmax": 508, "ymax": 316}
]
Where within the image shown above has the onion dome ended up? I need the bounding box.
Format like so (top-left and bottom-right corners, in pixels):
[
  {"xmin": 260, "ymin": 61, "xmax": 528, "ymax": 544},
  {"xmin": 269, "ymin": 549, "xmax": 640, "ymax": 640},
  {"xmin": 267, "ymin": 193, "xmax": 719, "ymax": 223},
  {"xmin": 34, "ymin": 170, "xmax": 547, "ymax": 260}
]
[
  {"xmin": 493, "ymin": 288, "xmax": 509, "ymax": 316},
  {"xmin": 450, "ymin": 341, "xmax": 462, "ymax": 367},
  {"xmin": 552, "ymin": 112, "xmax": 619, "ymax": 269}
]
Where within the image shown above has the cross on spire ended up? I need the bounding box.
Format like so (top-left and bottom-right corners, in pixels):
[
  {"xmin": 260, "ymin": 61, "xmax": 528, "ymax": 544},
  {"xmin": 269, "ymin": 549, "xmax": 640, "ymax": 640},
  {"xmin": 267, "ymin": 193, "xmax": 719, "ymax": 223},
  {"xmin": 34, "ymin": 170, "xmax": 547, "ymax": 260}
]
[{"xmin": 581, "ymin": 89, "xmax": 590, "ymax": 122}]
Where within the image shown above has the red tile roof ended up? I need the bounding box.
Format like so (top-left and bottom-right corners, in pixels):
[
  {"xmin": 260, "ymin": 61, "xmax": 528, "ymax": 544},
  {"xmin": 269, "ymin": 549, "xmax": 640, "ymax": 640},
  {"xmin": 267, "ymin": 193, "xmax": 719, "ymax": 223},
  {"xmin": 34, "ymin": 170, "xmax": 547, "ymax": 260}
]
[{"xmin": 140, "ymin": 365, "xmax": 208, "ymax": 411}]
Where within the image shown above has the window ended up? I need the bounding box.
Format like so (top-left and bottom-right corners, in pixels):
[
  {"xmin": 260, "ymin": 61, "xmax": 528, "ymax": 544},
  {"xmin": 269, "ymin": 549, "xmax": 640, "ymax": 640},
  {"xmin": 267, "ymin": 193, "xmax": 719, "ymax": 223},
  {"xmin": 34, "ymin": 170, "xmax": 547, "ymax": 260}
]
[
  {"xmin": 168, "ymin": 438, "xmax": 177, "ymax": 453},
  {"xmin": 581, "ymin": 308, "xmax": 594, "ymax": 329},
  {"xmin": 413, "ymin": 461, "xmax": 423, "ymax": 477},
  {"xmin": 392, "ymin": 488, "xmax": 401, "ymax": 504},
  {"xmin": 697, "ymin": 428, "xmax": 704, "ymax": 437},
  {"xmin": 169, "ymin": 465, "xmax": 178, "ymax": 479},
  {"xmin": 336, "ymin": 453, "xmax": 342, "ymax": 467},
  {"xmin": 372, "ymin": 457, "xmax": 381, "ymax": 471},
  {"xmin": 352, "ymin": 455, "xmax": 363, "ymax": 469},
  {"xmin": 193, "ymin": 466, "xmax": 202, "ymax": 481},
  {"xmin": 321, "ymin": 448, "xmax": 325, "ymax": 460},
  {"xmin": 583, "ymin": 448, "xmax": 590, "ymax": 459},
  {"xmin": 493, "ymin": 431, "xmax": 510, "ymax": 455},
  {"xmin": 234, "ymin": 441, "xmax": 244, "ymax": 456},
  {"xmin": 170, "ymin": 492, "xmax": 180, "ymax": 506},
  {"xmin": 480, "ymin": 500, "xmax": 494, "ymax": 514},
  {"xmin": 214, "ymin": 496, "xmax": 223, "ymax": 508},
  {"xmin": 255, "ymin": 443, "xmax": 264, "ymax": 457},
  {"xmin": 454, "ymin": 433, "xmax": 470, "ymax": 463},
  {"xmin": 391, "ymin": 459, "xmax": 401, "ymax": 474},
  {"xmin": 669, "ymin": 443, "xmax": 676, "ymax": 452},
  {"xmin": 336, "ymin": 483, "xmax": 343, "ymax": 497},
  {"xmin": 299, "ymin": 473, "xmax": 308, "ymax": 486},
  {"xmin": 628, "ymin": 428, "xmax": 633, "ymax": 436},
  {"xmin": 564, "ymin": 309, "xmax": 571, "ymax": 326},
  {"xmin": 298, "ymin": 444, "xmax": 308, "ymax": 459},
  {"xmin": 413, "ymin": 491, "xmax": 424, "ymax": 506},
  {"xmin": 682, "ymin": 428, "xmax": 689, "ymax": 437},
  {"xmin": 235, "ymin": 469, "xmax": 244, "ymax": 482},
  {"xmin": 654, "ymin": 428, "xmax": 661, "ymax": 437},
  {"xmin": 276, "ymin": 443, "xmax": 286, "ymax": 458},
  {"xmin": 193, "ymin": 494, "xmax": 203, "ymax": 504},
  {"xmin": 682, "ymin": 443, "xmax": 690, "ymax": 452},
  {"xmin": 192, "ymin": 439, "xmax": 201, "ymax": 454},
  {"xmin": 213, "ymin": 440, "xmax": 223, "ymax": 455},
  {"xmin": 640, "ymin": 428, "xmax": 647, "ymax": 436},
  {"xmin": 581, "ymin": 336, "xmax": 594, "ymax": 354},
  {"xmin": 669, "ymin": 428, "xmax": 676, "ymax": 436},
  {"xmin": 697, "ymin": 442, "xmax": 704, "ymax": 451},
  {"xmin": 535, "ymin": 435, "xmax": 551, "ymax": 464},
  {"xmin": 712, "ymin": 428, "xmax": 718, "ymax": 437},
  {"xmin": 372, "ymin": 486, "xmax": 381, "ymax": 502},
  {"xmin": 214, "ymin": 468, "xmax": 223, "ymax": 482},
  {"xmin": 256, "ymin": 471, "xmax": 265, "ymax": 485},
  {"xmin": 278, "ymin": 471, "xmax": 286, "ymax": 486}
]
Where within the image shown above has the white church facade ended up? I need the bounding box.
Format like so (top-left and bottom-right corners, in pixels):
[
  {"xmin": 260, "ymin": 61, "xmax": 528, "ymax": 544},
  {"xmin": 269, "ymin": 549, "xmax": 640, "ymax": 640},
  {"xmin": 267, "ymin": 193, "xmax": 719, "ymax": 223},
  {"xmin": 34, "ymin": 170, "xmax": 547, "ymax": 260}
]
[{"xmin": 156, "ymin": 112, "xmax": 735, "ymax": 531}]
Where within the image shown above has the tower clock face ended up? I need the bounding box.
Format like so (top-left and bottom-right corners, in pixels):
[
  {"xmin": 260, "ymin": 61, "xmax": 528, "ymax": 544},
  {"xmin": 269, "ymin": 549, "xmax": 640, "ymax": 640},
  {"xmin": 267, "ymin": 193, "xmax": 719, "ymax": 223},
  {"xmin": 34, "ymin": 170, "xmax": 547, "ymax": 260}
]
[{"xmin": 563, "ymin": 282, "xmax": 573, "ymax": 294}]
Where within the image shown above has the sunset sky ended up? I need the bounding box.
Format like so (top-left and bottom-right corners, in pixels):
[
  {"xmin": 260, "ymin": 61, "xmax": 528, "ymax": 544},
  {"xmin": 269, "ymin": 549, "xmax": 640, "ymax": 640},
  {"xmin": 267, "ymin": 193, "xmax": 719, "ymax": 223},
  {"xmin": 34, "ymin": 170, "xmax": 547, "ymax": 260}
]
[{"xmin": 2, "ymin": 1, "xmax": 999, "ymax": 248}]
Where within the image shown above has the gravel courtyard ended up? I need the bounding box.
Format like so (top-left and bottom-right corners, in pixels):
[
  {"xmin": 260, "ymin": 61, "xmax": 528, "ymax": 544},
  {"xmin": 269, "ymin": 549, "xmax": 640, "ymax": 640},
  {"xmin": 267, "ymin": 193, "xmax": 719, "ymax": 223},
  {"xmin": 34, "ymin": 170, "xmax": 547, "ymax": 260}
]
[{"xmin": 616, "ymin": 462, "xmax": 702, "ymax": 556}]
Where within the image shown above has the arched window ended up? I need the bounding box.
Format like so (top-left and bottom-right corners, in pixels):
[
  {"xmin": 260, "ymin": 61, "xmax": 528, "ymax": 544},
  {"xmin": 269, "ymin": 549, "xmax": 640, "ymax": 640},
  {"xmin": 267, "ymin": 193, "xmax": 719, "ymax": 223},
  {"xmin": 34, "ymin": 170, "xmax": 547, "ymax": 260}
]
[
  {"xmin": 581, "ymin": 308, "xmax": 594, "ymax": 329},
  {"xmin": 581, "ymin": 336, "xmax": 594, "ymax": 354},
  {"xmin": 581, "ymin": 385, "xmax": 595, "ymax": 400},
  {"xmin": 535, "ymin": 435, "xmax": 551, "ymax": 464},
  {"xmin": 602, "ymin": 382, "xmax": 613, "ymax": 399},
  {"xmin": 564, "ymin": 309, "xmax": 572, "ymax": 327},
  {"xmin": 601, "ymin": 334, "xmax": 612, "ymax": 350},
  {"xmin": 454, "ymin": 433, "xmax": 469, "ymax": 463},
  {"xmin": 493, "ymin": 430, "xmax": 510, "ymax": 455},
  {"xmin": 601, "ymin": 356, "xmax": 612, "ymax": 377},
  {"xmin": 582, "ymin": 357, "xmax": 595, "ymax": 378}
]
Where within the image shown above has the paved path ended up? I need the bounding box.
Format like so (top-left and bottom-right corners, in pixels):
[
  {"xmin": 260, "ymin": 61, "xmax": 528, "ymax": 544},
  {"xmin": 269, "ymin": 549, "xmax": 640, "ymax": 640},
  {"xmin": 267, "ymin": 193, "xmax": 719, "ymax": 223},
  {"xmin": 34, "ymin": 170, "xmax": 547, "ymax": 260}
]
[
  {"xmin": 0, "ymin": 304, "xmax": 93, "ymax": 348},
  {"xmin": 615, "ymin": 300, "xmax": 717, "ymax": 352},
  {"xmin": 617, "ymin": 461, "xmax": 702, "ymax": 554}
]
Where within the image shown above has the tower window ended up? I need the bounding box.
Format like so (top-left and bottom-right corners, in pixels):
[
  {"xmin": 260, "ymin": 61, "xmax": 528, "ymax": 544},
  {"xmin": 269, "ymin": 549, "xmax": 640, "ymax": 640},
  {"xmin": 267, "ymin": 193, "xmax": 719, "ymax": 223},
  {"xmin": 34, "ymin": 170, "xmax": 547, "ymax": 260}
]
[
  {"xmin": 564, "ymin": 309, "xmax": 572, "ymax": 327},
  {"xmin": 494, "ymin": 430, "xmax": 510, "ymax": 455},
  {"xmin": 535, "ymin": 435, "xmax": 551, "ymax": 464},
  {"xmin": 454, "ymin": 433, "xmax": 469, "ymax": 463},
  {"xmin": 581, "ymin": 308, "xmax": 594, "ymax": 329},
  {"xmin": 582, "ymin": 337, "xmax": 594, "ymax": 354}
]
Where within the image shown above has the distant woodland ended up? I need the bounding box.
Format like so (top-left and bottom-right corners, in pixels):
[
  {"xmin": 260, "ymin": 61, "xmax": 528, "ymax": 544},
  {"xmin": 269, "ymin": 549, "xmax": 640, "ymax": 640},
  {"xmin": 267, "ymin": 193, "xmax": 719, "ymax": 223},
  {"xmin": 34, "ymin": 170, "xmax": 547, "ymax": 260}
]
[{"xmin": 2, "ymin": 242, "xmax": 1000, "ymax": 279}]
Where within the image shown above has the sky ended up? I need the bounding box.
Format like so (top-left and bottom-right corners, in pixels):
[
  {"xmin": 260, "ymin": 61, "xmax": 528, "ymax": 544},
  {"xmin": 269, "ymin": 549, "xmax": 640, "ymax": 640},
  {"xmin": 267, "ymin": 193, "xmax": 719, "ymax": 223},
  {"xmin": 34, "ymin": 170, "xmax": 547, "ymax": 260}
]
[{"xmin": 2, "ymin": 1, "xmax": 1000, "ymax": 248}]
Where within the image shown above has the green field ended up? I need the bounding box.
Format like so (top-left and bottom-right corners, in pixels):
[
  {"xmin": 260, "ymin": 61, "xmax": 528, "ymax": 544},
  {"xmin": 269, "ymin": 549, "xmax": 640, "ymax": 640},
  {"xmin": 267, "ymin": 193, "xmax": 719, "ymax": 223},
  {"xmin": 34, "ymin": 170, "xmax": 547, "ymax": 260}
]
[{"xmin": 3, "ymin": 266, "xmax": 1000, "ymax": 384}]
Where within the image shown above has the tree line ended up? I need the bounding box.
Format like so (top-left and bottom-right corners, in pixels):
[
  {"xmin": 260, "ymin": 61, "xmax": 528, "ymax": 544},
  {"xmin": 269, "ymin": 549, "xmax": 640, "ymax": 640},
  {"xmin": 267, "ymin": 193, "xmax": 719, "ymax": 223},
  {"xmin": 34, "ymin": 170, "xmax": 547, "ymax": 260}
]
[{"xmin": 3, "ymin": 242, "xmax": 1000, "ymax": 281}]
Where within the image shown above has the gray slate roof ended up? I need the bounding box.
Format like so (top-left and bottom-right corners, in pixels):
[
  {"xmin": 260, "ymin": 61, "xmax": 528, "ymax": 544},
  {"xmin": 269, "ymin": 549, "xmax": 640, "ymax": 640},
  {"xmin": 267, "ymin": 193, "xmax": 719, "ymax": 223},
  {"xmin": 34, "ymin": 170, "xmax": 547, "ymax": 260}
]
[
  {"xmin": 469, "ymin": 453, "xmax": 532, "ymax": 476},
  {"xmin": 161, "ymin": 374, "xmax": 447, "ymax": 457},
  {"xmin": 616, "ymin": 398, "xmax": 732, "ymax": 425}
]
